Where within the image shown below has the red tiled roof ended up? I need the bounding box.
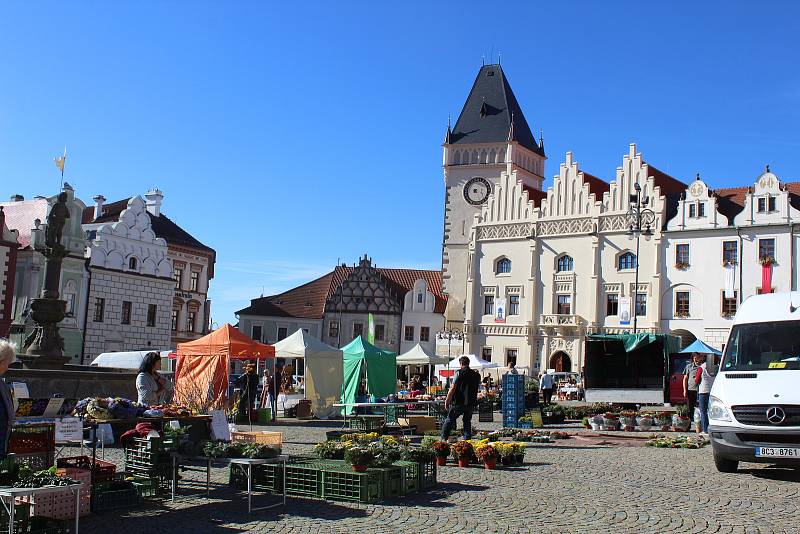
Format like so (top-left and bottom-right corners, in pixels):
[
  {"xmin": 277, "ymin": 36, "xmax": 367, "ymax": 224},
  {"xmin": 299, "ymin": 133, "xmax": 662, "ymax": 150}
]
[
  {"xmin": 581, "ymin": 171, "xmax": 610, "ymax": 197},
  {"xmin": 646, "ymin": 164, "xmax": 688, "ymax": 195},
  {"xmin": 0, "ymin": 198, "xmax": 49, "ymax": 249},
  {"xmin": 521, "ymin": 185, "xmax": 547, "ymax": 207},
  {"xmin": 236, "ymin": 265, "xmax": 446, "ymax": 319}
]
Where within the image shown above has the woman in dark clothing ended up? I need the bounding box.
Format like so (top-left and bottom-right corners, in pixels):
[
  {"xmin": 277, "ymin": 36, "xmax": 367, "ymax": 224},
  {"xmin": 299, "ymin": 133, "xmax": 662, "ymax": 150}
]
[{"xmin": 235, "ymin": 364, "xmax": 259, "ymax": 422}]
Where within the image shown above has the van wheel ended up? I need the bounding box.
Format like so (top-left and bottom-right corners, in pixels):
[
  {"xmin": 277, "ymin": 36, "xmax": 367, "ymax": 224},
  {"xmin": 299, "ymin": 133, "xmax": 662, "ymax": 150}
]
[{"xmin": 713, "ymin": 453, "xmax": 739, "ymax": 473}]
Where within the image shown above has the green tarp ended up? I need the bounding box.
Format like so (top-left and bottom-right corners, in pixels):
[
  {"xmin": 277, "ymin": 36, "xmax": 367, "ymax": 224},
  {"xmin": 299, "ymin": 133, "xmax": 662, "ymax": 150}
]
[
  {"xmin": 587, "ymin": 333, "xmax": 680, "ymax": 354},
  {"xmin": 340, "ymin": 336, "xmax": 397, "ymax": 413}
]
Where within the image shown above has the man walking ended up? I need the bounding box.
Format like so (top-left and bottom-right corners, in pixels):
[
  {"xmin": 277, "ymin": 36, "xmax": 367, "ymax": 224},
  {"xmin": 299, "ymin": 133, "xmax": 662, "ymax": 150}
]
[
  {"xmin": 539, "ymin": 371, "xmax": 555, "ymax": 405},
  {"xmin": 682, "ymin": 353, "xmax": 703, "ymax": 431},
  {"xmin": 441, "ymin": 356, "xmax": 481, "ymax": 441}
]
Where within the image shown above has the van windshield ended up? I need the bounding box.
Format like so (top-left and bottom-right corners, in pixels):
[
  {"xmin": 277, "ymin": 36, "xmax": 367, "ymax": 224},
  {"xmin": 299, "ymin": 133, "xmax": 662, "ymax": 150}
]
[{"xmin": 722, "ymin": 320, "xmax": 800, "ymax": 371}]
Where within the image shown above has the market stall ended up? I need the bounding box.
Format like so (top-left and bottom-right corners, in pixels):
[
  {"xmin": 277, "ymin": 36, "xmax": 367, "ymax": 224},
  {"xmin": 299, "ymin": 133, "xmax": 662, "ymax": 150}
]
[
  {"xmin": 273, "ymin": 329, "xmax": 343, "ymax": 419},
  {"xmin": 434, "ymin": 354, "xmax": 499, "ymax": 380},
  {"xmin": 395, "ymin": 344, "xmax": 449, "ymax": 388},
  {"xmin": 174, "ymin": 324, "xmax": 274, "ymax": 409},
  {"xmin": 340, "ymin": 336, "xmax": 396, "ymax": 414}
]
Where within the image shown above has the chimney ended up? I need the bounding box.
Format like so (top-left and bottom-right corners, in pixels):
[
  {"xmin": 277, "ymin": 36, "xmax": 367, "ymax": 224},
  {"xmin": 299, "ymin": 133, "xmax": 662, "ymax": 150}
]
[
  {"xmin": 93, "ymin": 195, "xmax": 106, "ymax": 221},
  {"xmin": 9, "ymin": 195, "xmax": 24, "ymax": 202},
  {"xmin": 145, "ymin": 188, "xmax": 163, "ymax": 217}
]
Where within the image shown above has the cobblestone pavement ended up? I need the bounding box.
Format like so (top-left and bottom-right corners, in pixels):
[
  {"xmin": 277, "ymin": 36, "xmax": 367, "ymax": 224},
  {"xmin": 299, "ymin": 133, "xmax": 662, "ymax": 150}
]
[{"xmin": 73, "ymin": 421, "xmax": 800, "ymax": 534}]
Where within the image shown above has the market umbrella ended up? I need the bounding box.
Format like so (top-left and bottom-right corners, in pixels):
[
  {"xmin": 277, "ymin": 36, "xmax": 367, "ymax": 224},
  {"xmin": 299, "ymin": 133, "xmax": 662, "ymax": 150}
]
[{"xmin": 679, "ymin": 339, "xmax": 722, "ymax": 356}]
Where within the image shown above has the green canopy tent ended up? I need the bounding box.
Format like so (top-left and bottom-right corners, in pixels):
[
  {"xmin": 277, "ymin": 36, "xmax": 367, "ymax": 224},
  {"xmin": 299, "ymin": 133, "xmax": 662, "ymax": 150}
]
[{"xmin": 340, "ymin": 335, "xmax": 397, "ymax": 414}]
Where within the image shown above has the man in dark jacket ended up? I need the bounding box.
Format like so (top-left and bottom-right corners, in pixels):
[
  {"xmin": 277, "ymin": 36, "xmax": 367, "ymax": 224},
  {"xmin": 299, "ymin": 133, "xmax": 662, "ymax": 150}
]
[{"xmin": 441, "ymin": 356, "xmax": 481, "ymax": 440}]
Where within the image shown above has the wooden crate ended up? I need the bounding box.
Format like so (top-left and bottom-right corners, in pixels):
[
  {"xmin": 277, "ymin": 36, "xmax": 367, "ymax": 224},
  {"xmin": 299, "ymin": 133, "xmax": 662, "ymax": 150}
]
[{"xmin": 230, "ymin": 431, "xmax": 283, "ymax": 448}]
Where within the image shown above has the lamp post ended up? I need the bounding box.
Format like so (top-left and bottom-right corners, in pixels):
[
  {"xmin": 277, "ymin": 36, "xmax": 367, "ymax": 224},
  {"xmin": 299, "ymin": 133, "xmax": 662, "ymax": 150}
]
[
  {"xmin": 436, "ymin": 328, "xmax": 462, "ymax": 385},
  {"xmin": 626, "ymin": 181, "xmax": 655, "ymax": 334}
]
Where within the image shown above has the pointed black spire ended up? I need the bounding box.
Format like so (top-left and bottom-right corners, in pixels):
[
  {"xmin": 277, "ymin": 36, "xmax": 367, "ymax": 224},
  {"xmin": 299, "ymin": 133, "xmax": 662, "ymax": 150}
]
[
  {"xmin": 450, "ymin": 64, "xmax": 544, "ymax": 156},
  {"xmin": 538, "ymin": 129, "xmax": 545, "ymax": 154},
  {"xmin": 444, "ymin": 115, "xmax": 453, "ymax": 144}
]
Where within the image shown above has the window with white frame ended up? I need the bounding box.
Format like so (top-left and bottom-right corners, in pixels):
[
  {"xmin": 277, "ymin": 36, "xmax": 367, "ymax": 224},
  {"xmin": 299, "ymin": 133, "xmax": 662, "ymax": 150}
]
[
  {"xmin": 618, "ymin": 252, "xmax": 637, "ymax": 270},
  {"xmin": 508, "ymin": 295, "xmax": 520, "ymax": 315},
  {"xmin": 484, "ymin": 295, "xmax": 494, "ymax": 315},
  {"xmin": 556, "ymin": 295, "xmax": 571, "ymax": 315},
  {"xmin": 251, "ymin": 325, "xmax": 262, "ymax": 341},
  {"xmin": 328, "ymin": 321, "xmax": 339, "ymax": 338},
  {"xmin": 759, "ymin": 238, "xmax": 775, "ymax": 262},
  {"xmin": 420, "ymin": 327, "xmax": 430, "ymax": 342},
  {"xmin": 675, "ymin": 291, "xmax": 690, "ymax": 317},
  {"xmin": 675, "ymin": 244, "xmax": 690, "ymax": 267},
  {"xmin": 557, "ymin": 255, "xmax": 573, "ymax": 272}
]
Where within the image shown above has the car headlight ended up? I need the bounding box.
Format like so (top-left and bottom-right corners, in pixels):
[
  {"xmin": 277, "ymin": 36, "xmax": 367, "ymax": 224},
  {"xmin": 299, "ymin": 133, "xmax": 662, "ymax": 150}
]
[{"xmin": 708, "ymin": 395, "xmax": 731, "ymax": 422}]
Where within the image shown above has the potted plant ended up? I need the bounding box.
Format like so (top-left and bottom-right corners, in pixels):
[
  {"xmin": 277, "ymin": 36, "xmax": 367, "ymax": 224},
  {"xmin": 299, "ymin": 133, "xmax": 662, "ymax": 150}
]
[
  {"xmin": 581, "ymin": 417, "xmax": 591, "ymax": 429},
  {"xmin": 589, "ymin": 414, "xmax": 604, "ymax": 431},
  {"xmin": 431, "ymin": 441, "xmax": 451, "ymax": 466},
  {"xmin": 511, "ymin": 443, "xmax": 526, "ymax": 465},
  {"xmin": 619, "ymin": 411, "xmax": 637, "ymax": 431},
  {"xmin": 450, "ymin": 440, "xmax": 474, "ymax": 468},
  {"xmin": 494, "ymin": 443, "xmax": 515, "ymax": 466},
  {"xmin": 636, "ymin": 413, "xmax": 654, "ymax": 431},
  {"xmin": 601, "ymin": 412, "xmax": 619, "ymax": 431},
  {"xmin": 475, "ymin": 443, "xmax": 499, "ymax": 470},
  {"xmin": 344, "ymin": 447, "xmax": 374, "ymax": 472},
  {"xmin": 654, "ymin": 413, "xmax": 672, "ymax": 432},
  {"xmin": 672, "ymin": 404, "xmax": 691, "ymax": 432}
]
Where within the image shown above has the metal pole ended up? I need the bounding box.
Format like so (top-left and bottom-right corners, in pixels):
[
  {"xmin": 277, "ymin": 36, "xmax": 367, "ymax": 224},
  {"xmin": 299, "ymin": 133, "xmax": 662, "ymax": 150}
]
[{"xmin": 633, "ymin": 226, "xmax": 641, "ymax": 334}]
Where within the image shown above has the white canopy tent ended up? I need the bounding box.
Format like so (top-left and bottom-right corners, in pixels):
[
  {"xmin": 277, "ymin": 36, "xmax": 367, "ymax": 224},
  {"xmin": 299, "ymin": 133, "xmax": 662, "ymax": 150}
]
[
  {"xmin": 396, "ymin": 344, "xmax": 451, "ymax": 388},
  {"xmin": 272, "ymin": 329, "xmax": 343, "ymax": 419},
  {"xmin": 434, "ymin": 354, "xmax": 500, "ymax": 379}
]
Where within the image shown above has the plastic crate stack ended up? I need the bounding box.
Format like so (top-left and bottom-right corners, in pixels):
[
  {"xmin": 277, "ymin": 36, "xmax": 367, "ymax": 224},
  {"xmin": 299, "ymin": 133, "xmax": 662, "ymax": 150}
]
[
  {"xmin": 502, "ymin": 374, "xmax": 526, "ymax": 428},
  {"xmin": 123, "ymin": 437, "xmax": 174, "ymax": 493}
]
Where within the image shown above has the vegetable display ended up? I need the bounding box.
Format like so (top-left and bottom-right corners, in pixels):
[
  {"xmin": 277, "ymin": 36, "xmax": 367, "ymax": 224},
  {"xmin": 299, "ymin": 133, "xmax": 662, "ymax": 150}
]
[
  {"xmin": 203, "ymin": 441, "xmax": 280, "ymax": 459},
  {"xmin": 13, "ymin": 467, "xmax": 79, "ymax": 488}
]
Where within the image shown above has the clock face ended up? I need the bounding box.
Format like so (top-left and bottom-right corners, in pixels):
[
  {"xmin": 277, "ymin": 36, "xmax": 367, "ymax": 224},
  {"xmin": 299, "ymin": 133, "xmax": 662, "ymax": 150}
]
[{"xmin": 464, "ymin": 177, "xmax": 491, "ymax": 206}]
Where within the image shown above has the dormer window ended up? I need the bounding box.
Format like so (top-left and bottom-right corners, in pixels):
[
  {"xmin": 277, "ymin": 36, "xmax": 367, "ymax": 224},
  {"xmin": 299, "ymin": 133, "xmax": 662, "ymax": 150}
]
[
  {"xmin": 758, "ymin": 196, "xmax": 777, "ymax": 213},
  {"xmin": 688, "ymin": 202, "xmax": 705, "ymax": 218},
  {"xmin": 128, "ymin": 257, "xmax": 137, "ymax": 270}
]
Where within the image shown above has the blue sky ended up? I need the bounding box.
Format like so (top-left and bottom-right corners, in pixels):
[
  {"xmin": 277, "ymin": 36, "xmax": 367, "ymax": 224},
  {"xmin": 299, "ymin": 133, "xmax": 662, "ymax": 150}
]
[{"xmin": 2, "ymin": 2, "xmax": 799, "ymax": 327}]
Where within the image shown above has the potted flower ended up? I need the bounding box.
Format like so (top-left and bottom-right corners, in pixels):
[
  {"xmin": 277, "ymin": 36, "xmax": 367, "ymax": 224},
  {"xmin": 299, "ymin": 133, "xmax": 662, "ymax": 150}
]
[
  {"xmin": 431, "ymin": 441, "xmax": 451, "ymax": 466},
  {"xmin": 619, "ymin": 411, "xmax": 637, "ymax": 431},
  {"xmin": 760, "ymin": 256, "xmax": 777, "ymax": 266},
  {"xmin": 344, "ymin": 447, "xmax": 374, "ymax": 472},
  {"xmin": 581, "ymin": 417, "xmax": 591, "ymax": 429},
  {"xmin": 475, "ymin": 443, "xmax": 500, "ymax": 470},
  {"xmin": 511, "ymin": 442, "xmax": 526, "ymax": 465},
  {"xmin": 450, "ymin": 440, "xmax": 474, "ymax": 468},
  {"xmin": 601, "ymin": 412, "xmax": 619, "ymax": 431},
  {"xmin": 654, "ymin": 413, "xmax": 672, "ymax": 432},
  {"xmin": 636, "ymin": 413, "xmax": 654, "ymax": 431},
  {"xmin": 494, "ymin": 443, "xmax": 515, "ymax": 466},
  {"xmin": 672, "ymin": 405, "xmax": 691, "ymax": 432},
  {"xmin": 589, "ymin": 414, "xmax": 604, "ymax": 431}
]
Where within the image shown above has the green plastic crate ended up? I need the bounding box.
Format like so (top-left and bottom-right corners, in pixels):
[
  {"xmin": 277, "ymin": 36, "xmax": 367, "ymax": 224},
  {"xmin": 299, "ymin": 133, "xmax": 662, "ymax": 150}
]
[
  {"xmin": 0, "ymin": 501, "xmax": 31, "ymax": 533},
  {"xmin": 373, "ymin": 466, "xmax": 403, "ymax": 499},
  {"xmin": 350, "ymin": 415, "xmax": 384, "ymax": 432},
  {"xmin": 29, "ymin": 517, "xmax": 69, "ymax": 534},
  {"xmin": 229, "ymin": 463, "xmax": 284, "ymax": 494},
  {"xmin": 419, "ymin": 461, "xmax": 437, "ymax": 489},
  {"xmin": 383, "ymin": 405, "xmax": 407, "ymax": 425},
  {"xmin": 91, "ymin": 482, "xmax": 140, "ymax": 512},
  {"xmin": 321, "ymin": 468, "xmax": 382, "ymax": 504},
  {"xmin": 284, "ymin": 464, "xmax": 322, "ymax": 498},
  {"xmin": 392, "ymin": 460, "xmax": 420, "ymax": 494}
]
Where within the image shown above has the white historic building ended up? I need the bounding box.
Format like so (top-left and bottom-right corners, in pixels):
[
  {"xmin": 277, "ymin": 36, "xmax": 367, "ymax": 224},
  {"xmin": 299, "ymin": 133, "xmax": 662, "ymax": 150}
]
[
  {"xmin": 443, "ymin": 64, "xmax": 800, "ymax": 372},
  {"xmin": 83, "ymin": 196, "xmax": 174, "ymax": 359},
  {"xmin": 662, "ymin": 169, "xmax": 800, "ymax": 349}
]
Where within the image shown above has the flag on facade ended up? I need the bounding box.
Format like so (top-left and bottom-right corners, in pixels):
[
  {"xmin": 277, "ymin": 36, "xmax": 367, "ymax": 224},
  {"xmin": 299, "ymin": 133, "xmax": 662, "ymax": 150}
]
[
  {"xmin": 54, "ymin": 147, "xmax": 67, "ymax": 173},
  {"xmin": 723, "ymin": 263, "xmax": 736, "ymax": 299},
  {"xmin": 367, "ymin": 313, "xmax": 375, "ymax": 344}
]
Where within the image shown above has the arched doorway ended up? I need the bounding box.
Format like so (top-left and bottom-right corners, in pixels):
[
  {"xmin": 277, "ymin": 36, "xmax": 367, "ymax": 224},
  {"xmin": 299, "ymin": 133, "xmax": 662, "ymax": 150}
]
[{"xmin": 550, "ymin": 351, "xmax": 572, "ymax": 372}]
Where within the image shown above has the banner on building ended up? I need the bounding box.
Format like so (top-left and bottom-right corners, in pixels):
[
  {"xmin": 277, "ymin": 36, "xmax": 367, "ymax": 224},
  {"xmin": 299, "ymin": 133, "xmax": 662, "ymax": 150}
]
[
  {"xmin": 723, "ymin": 264, "xmax": 736, "ymax": 299},
  {"xmin": 619, "ymin": 296, "xmax": 632, "ymax": 325},
  {"xmin": 367, "ymin": 313, "xmax": 375, "ymax": 344},
  {"xmin": 495, "ymin": 298, "xmax": 506, "ymax": 323}
]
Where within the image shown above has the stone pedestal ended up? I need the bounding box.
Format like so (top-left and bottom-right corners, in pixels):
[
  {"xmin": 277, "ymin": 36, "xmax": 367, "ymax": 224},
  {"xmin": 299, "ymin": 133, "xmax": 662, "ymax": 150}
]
[{"xmin": 20, "ymin": 297, "xmax": 70, "ymax": 369}]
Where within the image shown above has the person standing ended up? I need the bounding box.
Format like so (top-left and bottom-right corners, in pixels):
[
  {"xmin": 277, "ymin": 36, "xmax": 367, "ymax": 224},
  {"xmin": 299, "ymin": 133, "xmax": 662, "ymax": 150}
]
[
  {"xmin": 682, "ymin": 353, "xmax": 703, "ymax": 430},
  {"xmin": 234, "ymin": 364, "xmax": 259, "ymax": 422},
  {"xmin": 0, "ymin": 340, "xmax": 17, "ymax": 460},
  {"xmin": 440, "ymin": 356, "xmax": 481, "ymax": 441},
  {"xmin": 136, "ymin": 352, "xmax": 172, "ymax": 405},
  {"xmin": 505, "ymin": 361, "xmax": 518, "ymax": 375},
  {"xmin": 697, "ymin": 356, "xmax": 718, "ymax": 434},
  {"xmin": 539, "ymin": 371, "xmax": 555, "ymax": 405}
]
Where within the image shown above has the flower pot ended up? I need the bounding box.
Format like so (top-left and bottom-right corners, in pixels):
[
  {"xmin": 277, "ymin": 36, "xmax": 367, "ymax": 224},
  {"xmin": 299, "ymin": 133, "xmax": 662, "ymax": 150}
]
[
  {"xmin": 636, "ymin": 417, "xmax": 653, "ymax": 431},
  {"xmin": 590, "ymin": 422, "xmax": 602, "ymax": 431},
  {"xmin": 672, "ymin": 415, "xmax": 691, "ymax": 432},
  {"xmin": 436, "ymin": 456, "xmax": 448, "ymax": 467},
  {"xmin": 515, "ymin": 454, "xmax": 524, "ymax": 465},
  {"xmin": 457, "ymin": 458, "xmax": 470, "ymax": 468},
  {"xmin": 500, "ymin": 456, "xmax": 514, "ymax": 466},
  {"xmin": 352, "ymin": 465, "xmax": 368, "ymax": 472},
  {"xmin": 483, "ymin": 458, "xmax": 497, "ymax": 470}
]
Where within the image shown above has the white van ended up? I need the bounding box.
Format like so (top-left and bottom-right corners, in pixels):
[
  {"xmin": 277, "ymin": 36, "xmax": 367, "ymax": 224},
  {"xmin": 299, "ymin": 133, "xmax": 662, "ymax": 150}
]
[
  {"xmin": 90, "ymin": 350, "xmax": 175, "ymax": 373},
  {"xmin": 708, "ymin": 291, "xmax": 800, "ymax": 472}
]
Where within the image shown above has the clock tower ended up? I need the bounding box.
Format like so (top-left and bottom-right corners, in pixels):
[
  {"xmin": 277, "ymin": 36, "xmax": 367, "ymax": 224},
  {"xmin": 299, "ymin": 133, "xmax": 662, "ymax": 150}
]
[{"xmin": 441, "ymin": 64, "xmax": 546, "ymax": 326}]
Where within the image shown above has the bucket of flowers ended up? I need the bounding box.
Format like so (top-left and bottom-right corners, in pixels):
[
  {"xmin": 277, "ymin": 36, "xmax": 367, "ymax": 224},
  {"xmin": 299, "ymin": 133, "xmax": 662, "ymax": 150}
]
[
  {"xmin": 619, "ymin": 411, "xmax": 638, "ymax": 432},
  {"xmin": 450, "ymin": 440, "xmax": 474, "ymax": 468},
  {"xmin": 344, "ymin": 447, "xmax": 375, "ymax": 472},
  {"xmin": 654, "ymin": 413, "xmax": 672, "ymax": 432},
  {"xmin": 601, "ymin": 412, "xmax": 619, "ymax": 431},
  {"xmin": 672, "ymin": 405, "xmax": 691, "ymax": 432},
  {"xmin": 431, "ymin": 441, "xmax": 451, "ymax": 466},
  {"xmin": 475, "ymin": 443, "xmax": 500, "ymax": 470},
  {"xmin": 589, "ymin": 414, "xmax": 604, "ymax": 431},
  {"xmin": 636, "ymin": 413, "xmax": 654, "ymax": 431}
]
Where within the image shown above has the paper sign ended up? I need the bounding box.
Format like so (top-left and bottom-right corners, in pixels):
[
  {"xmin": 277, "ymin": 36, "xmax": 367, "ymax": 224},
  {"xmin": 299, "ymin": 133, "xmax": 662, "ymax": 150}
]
[
  {"xmin": 169, "ymin": 420, "xmax": 181, "ymax": 430},
  {"xmin": 768, "ymin": 361, "xmax": 787, "ymax": 369},
  {"xmin": 619, "ymin": 297, "xmax": 632, "ymax": 325},
  {"xmin": 55, "ymin": 417, "xmax": 83, "ymax": 442},
  {"xmin": 43, "ymin": 398, "xmax": 65, "ymax": 418},
  {"xmin": 209, "ymin": 409, "xmax": 231, "ymax": 441}
]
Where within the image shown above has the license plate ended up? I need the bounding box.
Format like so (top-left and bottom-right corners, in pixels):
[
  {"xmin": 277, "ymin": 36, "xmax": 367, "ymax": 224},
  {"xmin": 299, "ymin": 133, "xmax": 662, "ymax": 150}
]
[{"xmin": 755, "ymin": 447, "xmax": 800, "ymax": 457}]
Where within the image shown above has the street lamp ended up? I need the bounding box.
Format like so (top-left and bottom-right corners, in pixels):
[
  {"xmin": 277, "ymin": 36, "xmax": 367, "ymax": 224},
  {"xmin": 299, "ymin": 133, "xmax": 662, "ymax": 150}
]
[
  {"xmin": 626, "ymin": 181, "xmax": 655, "ymax": 334},
  {"xmin": 436, "ymin": 328, "xmax": 463, "ymax": 385}
]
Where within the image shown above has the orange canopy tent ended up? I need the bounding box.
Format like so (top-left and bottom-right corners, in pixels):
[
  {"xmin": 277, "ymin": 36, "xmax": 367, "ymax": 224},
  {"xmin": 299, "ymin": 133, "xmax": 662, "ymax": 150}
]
[{"xmin": 174, "ymin": 323, "xmax": 274, "ymax": 408}]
